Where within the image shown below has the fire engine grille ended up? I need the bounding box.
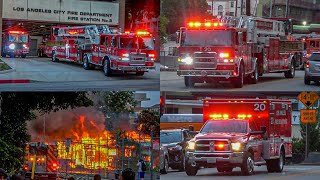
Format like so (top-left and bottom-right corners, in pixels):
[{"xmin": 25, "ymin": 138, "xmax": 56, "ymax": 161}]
[
  {"xmin": 130, "ymin": 53, "xmax": 146, "ymax": 65},
  {"xmin": 193, "ymin": 52, "xmax": 217, "ymax": 69},
  {"xmin": 195, "ymin": 140, "xmax": 230, "ymax": 152}
]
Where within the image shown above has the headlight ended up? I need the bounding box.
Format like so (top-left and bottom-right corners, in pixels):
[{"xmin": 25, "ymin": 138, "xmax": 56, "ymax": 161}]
[
  {"xmin": 181, "ymin": 56, "xmax": 193, "ymax": 65},
  {"xmin": 231, "ymin": 142, "xmax": 241, "ymax": 151},
  {"xmin": 9, "ymin": 44, "xmax": 15, "ymax": 50},
  {"xmin": 23, "ymin": 44, "xmax": 28, "ymax": 48},
  {"xmin": 187, "ymin": 142, "xmax": 195, "ymax": 150}
]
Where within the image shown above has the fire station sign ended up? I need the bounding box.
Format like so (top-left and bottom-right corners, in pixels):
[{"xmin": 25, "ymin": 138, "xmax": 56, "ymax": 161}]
[
  {"xmin": 300, "ymin": 109, "xmax": 317, "ymax": 124},
  {"xmin": 298, "ymin": 91, "xmax": 319, "ymax": 108},
  {"xmin": 2, "ymin": 0, "xmax": 119, "ymax": 25}
]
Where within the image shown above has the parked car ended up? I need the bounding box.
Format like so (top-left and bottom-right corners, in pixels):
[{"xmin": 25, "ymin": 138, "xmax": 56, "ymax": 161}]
[
  {"xmin": 160, "ymin": 129, "xmax": 193, "ymax": 171},
  {"xmin": 160, "ymin": 145, "xmax": 169, "ymax": 174},
  {"xmin": 305, "ymin": 52, "xmax": 320, "ymax": 85}
]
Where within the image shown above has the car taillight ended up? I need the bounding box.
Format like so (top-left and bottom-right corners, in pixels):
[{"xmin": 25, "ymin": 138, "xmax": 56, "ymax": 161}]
[{"xmin": 306, "ymin": 60, "xmax": 310, "ymax": 68}]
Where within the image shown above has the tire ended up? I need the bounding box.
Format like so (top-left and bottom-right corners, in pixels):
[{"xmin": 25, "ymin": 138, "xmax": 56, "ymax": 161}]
[
  {"xmin": 9, "ymin": 53, "xmax": 14, "ymax": 58},
  {"xmin": 160, "ymin": 157, "xmax": 169, "ymax": 174},
  {"xmin": 179, "ymin": 154, "xmax": 185, "ymax": 171},
  {"xmin": 103, "ymin": 58, "xmax": 113, "ymax": 77},
  {"xmin": 2, "ymin": 52, "xmax": 6, "ymax": 58},
  {"xmin": 184, "ymin": 76, "xmax": 195, "ymax": 88},
  {"xmin": 52, "ymin": 51, "xmax": 59, "ymax": 62},
  {"xmin": 241, "ymin": 152, "xmax": 254, "ymax": 176},
  {"xmin": 274, "ymin": 149, "xmax": 285, "ymax": 172},
  {"xmin": 248, "ymin": 64, "xmax": 258, "ymax": 84},
  {"xmin": 185, "ymin": 163, "xmax": 198, "ymax": 176},
  {"xmin": 136, "ymin": 71, "xmax": 145, "ymax": 76},
  {"xmin": 21, "ymin": 54, "xmax": 26, "ymax": 58},
  {"xmin": 217, "ymin": 167, "xmax": 233, "ymax": 173},
  {"xmin": 284, "ymin": 62, "xmax": 295, "ymax": 78},
  {"xmin": 234, "ymin": 64, "xmax": 244, "ymax": 88},
  {"xmin": 266, "ymin": 160, "xmax": 275, "ymax": 173},
  {"xmin": 304, "ymin": 78, "xmax": 311, "ymax": 85},
  {"xmin": 82, "ymin": 54, "xmax": 92, "ymax": 70}
]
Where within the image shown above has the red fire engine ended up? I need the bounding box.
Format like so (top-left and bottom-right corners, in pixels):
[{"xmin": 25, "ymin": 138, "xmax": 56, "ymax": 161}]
[
  {"xmin": 24, "ymin": 142, "xmax": 58, "ymax": 180},
  {"xmin": 176, "ymin": 17, "xmax": 298, "ymax": 88},
  {"xmin": 44, "ymin": 25, "xmax": 156, "ymax": 76},
  {"xmin": 1, "ymin": 30, "xmax": 30, "ymax": 58},
  {"xmin": 185, "ymin": 99, "xmax": 292, "ymax": 176}
]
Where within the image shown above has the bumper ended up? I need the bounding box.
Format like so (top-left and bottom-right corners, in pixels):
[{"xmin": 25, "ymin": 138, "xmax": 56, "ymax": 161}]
[
  {"xmin": 177, "ymin": 70, "xmax": 238, "ymax": 78},
  {"xmin": 186, "ymin": 151, "xmax": 244, "ymax": 167},
  {"xmin": 6, "ymin": 49, "xmax": 29, "ymax": 55},
  {"xmin": 305, "ymin": 71, "xmax": 320, "ymax": 81},
  {"xmin": 117, "ymin": 66, "xmax": 156, "ymax": 71}
]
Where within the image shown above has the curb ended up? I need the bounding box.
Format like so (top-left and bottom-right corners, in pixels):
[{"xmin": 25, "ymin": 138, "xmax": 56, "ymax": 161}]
[
  {"xmin": 0, "ymin": 79, "xmax": 31, "ymax": 84},
  {"xmin": 160, "ymin": 68, "xmax": 177, "ymax": 72},
  {"xmin": 0, "ymin": 69, "xmax": 15, "ymax": 74}
]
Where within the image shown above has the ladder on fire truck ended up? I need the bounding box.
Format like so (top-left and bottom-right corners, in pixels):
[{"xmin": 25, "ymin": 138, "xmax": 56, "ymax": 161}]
[{"xmin": 54, "ymin": 25, "xmax": 111, "ymax": 43}]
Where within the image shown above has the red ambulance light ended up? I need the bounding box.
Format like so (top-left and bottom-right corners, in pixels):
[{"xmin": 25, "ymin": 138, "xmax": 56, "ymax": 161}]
[
  {"xmin": 219, "ymin": 53, "xmax": 230, "ymax": 58},
  {"xmin": 53, "ymin": 163, "xmax": 57, "ymax": 167},
  {"xmin": 217, "ymin": 143, "xmax": 224, "ymax": 149},
  {"xmin": 137, "ymin": 31, "xmax": 150, "ymax": 35},
  {"xmin": 209, "ymin": 114, "xmax": 229, "ymax": 119},
  {"xmin": 204, "ymin": 22, "xmax": 212, "ymax": 27},
  {"xmin": 213, "ymin": 23, "xmax": 218, "ymax": 27},
  {"xmin": 219, "ymin": 23, "xmax": 224, "ymax": 26}
]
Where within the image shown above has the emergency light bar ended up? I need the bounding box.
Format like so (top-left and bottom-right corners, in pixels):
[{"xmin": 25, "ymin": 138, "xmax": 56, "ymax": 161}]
[
  {"xmin": 209, "ymin": 114, "xmax": 252, "ymax": 120},
  {"xmin": 187, "ymin": 21, "xmax": 225, "ymax": 29},
  {"xmin": 8, "ymin": 31, "xmax": 26, "ymax": 34}
]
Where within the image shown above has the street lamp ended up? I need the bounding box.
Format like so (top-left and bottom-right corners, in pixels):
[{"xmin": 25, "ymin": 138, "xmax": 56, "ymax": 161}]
[{"xmin": 303, "ymin": 21, "xmax": 307, "ymax": 26}]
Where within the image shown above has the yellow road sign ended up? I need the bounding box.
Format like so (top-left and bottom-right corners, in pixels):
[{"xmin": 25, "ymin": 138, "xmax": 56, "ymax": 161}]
[
  {"xmin": 300, "ymin": 109, "xmax": 317, "ymax": 123},
  {"xmin": 298, "ymin": 92, "xmax": 319, "ymax": 108}
]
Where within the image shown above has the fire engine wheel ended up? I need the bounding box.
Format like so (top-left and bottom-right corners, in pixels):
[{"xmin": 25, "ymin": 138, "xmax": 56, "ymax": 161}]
[
  {"xmin": 82, "ymin": 54, "xmax": 92, "ymax": 70},
  {"xmin": 248, "ymin": 65, "xmax": 258, "ymax": 84},
  {"xmin": 184, "ymin": 77, "xmax": 195, "ymax": 87},
  {"xmin": 160, "ymin": 156, "xmax": 169, "ymax": 174},
  {"xmin": 185, "ymin": 163, "xmax": 198, "ymax": 176},
  {"xmin": 103, "ymin": 59, "xmax": 113, "ymax": 77},
  {"xmin": 52, "ymin": 51, "xmax": 59, "ymax": 62},
  {"xmin": 217, "ymin": 167, "xmax": 233, "ymax": 173},
  {"xmin": 274, "ymin": 149, "xmax": 285, "ymax": 172},
  {"xmin": 284, "ymin": 62, "xmax": 295, "ymax": 78},
  {"xmin": 266, "ymin": 160, "xmax": 275, "ymax": 172},
  {"xmin": 241, "ymin": 152, "xmax": 254, "ymax": 176},
  {"xmin": 234, "ymin": 64, "xmax": 244, "ymax": 88}
]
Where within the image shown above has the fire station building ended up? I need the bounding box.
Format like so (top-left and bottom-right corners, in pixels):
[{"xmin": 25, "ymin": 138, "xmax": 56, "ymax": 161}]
[{"xmin": 0, "ymin": 0, "xmax": 125, "ymax": 56}]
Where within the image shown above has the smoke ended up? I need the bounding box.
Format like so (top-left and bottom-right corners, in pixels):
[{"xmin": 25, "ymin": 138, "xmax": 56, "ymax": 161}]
[{"xmin": 27, "ymin": 107, "xmax": 106, "ymax": 142}]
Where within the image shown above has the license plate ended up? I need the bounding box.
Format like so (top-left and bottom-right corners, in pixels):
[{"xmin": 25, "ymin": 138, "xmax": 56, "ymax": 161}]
[{"xmin": 207, "ymin": 158, "xmax": 216, "ymax": 163}]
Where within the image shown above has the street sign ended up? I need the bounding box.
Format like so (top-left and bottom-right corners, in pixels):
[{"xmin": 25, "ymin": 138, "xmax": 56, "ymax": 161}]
[
  {"xmin": 298, "ymin": 91, "xmax": 319, "ymax": 108},
  {"xmin": 300, "ymin": 109, "xmax": 317, "ymax": 123}
]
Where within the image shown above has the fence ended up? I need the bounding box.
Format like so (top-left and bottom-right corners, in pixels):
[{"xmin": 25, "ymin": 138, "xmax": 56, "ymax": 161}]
[{"xmin": 160, "ymin": 47, "xmax": 179, "ymax": 69}]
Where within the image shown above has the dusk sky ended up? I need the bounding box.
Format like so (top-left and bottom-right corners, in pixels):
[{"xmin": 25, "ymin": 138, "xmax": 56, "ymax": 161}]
[{"xmin": 137, "ymin": 91, "xmax": 160, "ymax": 107}]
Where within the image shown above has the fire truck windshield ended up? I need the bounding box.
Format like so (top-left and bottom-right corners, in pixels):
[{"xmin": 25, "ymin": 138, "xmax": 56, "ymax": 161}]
[
  {"xmin": 160, "ymin": 131, "xmax": 182, "ymax": 144},
  {"xmin": 120, "ymin": 37, "xmax": 137, "ymax": 49},
  {"xmin": 182, "ymin": 30, "xmax": 232, "ymax": 47},
  {"xmin": 137, "ymin": 37, "xmax": 154, "ymax": 50},
  {"xmin": 8, "ymin": 34, "xmax": 28, "ymax": 43},
  {"xmin": 201, "ymin": 120, "xmax": 248, "ymax": 134}
]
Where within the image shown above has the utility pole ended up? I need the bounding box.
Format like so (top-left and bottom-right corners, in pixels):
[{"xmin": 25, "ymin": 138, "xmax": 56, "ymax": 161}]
[
  {"xmin": 240, "ymin": 0, "xmax": 244, "ymax": 15},
  {"xmin": 235, "ymin": 0, "xmax": 238, "ymax": 17},
  {"xmin": 269, "ymin": 0, "xmax": 273, "ymax": 18},
  {"xmin": 285, "ymin": 0, "xmax": 289, "ymax": 18}
]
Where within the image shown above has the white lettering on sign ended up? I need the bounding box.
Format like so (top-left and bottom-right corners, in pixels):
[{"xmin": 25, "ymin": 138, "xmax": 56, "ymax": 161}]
[
  {"xmin": 270, "ymin": 118, "xmax": 288, "ymax": 125},
  {"xmin": 276, "ymin": 110, "xmax": 287, "ymax": 116},
  {"xmin": 2, "ymin": 0, "xmax": 119, "ymax": 25}
]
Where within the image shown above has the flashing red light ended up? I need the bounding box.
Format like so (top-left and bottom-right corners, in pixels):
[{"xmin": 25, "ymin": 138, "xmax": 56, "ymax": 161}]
[
  {"xmin": 213, "ymin": 22, "xmax": 218, "ymax": 27},
  {"xmin": 122, "ymin": 53, "xmax": 129, "ymax": 57},
  {"xmin": 219, "ymin": 23, "xmax": 224, "ymax": 26},
  {"xmin": 237, "ymin": 114, "xmax": 252, "ymax": 119},
  {"xmin": 209, "ymin": 114, "xmax": 229, "ymax": 119},
  {"xmin": 306, "ymin": 60, "xmax": 310, "ymax": 68},
  {"xmin": 53, "ymin": 163, "xmax": 57, "ymax": 167},
  {"xmin": 204, "ymin": 22, "xmax": 212, "ymax": 27},
  {"xmin": 8, "ymin": 31, "xmax": 26, "ymax": 34},
  {"xmin": 194, "ymin": 22, "xmax": 201, "ymax": 27},
  {"xmin": 125, "ymin": 31, "xmax": 130, "ymax": 34},
  {"xmin": 136, "ymin": 31, "xmax": 150, "ymax": 36},
  {"xmin": 149, "ymin": 54, "xmax": 155, "ymax": 58},
  {"xmin": 188, "ymin": 22, "xmax": 195, "ymax": 27},
  {"xmin": 217, "ymin": 144, "xmax": 224, "ymax": 149},
  {"xmin": 219, "ymin": 53, "xmax": 230, "ymax": 58},
  {"xmin": 24, "ymin": 166, "xmax": 28, "ymax": 171}
]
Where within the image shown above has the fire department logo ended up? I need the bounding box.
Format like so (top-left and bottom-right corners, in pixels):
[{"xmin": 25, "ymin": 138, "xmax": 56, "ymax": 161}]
[{"xmin": 203, "ymin": 47, "xmax": 211, "ymax": 52}]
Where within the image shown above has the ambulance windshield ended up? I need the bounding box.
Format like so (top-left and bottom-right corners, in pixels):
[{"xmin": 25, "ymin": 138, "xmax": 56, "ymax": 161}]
[
  {"xmin": 182, "ymin": 30, "xmax": 232, "ymax": 47},
  {"xmin": 201, "ymin": 120, "xmax": 248, "ymax": 134}
]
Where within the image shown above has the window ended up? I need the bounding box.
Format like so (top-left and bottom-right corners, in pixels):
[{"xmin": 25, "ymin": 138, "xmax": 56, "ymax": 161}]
[
  {"xmin": 218, "ymin": 5, "xmax": 223, "ymax": 16},
  {"xmin": 229, "ymin": 12, "xmax": 235, "ymax": 16},
  {"xmin": 166, "ymin": 107, "xmax": 178, "ymax": 114},
  {"xmin": 231, "ymin": 2, "xmax": 234, "ymax": 8},
  {"xmin": 192, "ymin": 108, "xmax": 202, "ymax": 114}
]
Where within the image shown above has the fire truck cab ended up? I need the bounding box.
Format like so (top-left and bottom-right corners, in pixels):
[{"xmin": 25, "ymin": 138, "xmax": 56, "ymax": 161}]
[
  {"xmin": 24, "ymin": 142, "xmax": 58, "ymax": 180},
  {"xmin": 185, "ymin": 99, "xmax": 292, "ymax": 176},
  {"xmin": 1, "ymin": 30, "xmax": 30, "ymax": 58},
  {"xmin": 176, "ymin": 17, "xmax": 296, "ymax": 88}
]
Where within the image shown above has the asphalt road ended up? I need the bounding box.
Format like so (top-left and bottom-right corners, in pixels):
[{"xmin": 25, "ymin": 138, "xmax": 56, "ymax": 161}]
[
  {"xmin": 0, "ymin": 57, "xmax": 159, "ymax": 91},
  {"xmin": 160, "ymin": 165, "xmax": 320, "ymax": 180},
  {"xmin": 160, "ymin": 70, "xmax": 319, "ymax": 91}
]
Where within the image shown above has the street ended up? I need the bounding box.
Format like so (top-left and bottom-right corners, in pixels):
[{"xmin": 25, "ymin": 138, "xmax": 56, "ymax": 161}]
[
  {"xmin": 160, "ymin": 165, "xmax": 320, "ymax": 180},
  {"xmin": 160, "ymin": 70, "xmax": 319, "ymax": 91},
  {"xmin": 0, "ymin": 57, "xmax": 160, "ymax": 91}
]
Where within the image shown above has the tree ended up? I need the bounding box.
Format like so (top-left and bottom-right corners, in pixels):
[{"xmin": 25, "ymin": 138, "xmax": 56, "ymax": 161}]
[
  {"xmin": 0, "ymin": 92, "xmax": 93, "ymax": 173},
  {"xmin": 138, "ymin": 109, "xmax": 160, "ymax": 137},
  {"xmin": 160, "ymin": 15, "xmax": 169, "ymax": 44},
  {"xmin": 94, "ymin": 91, "xmax": 137, "ymax": 131},
  {"xmin": 161, "ymin": 0, "xmax": 210, "ymax": 35}
]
